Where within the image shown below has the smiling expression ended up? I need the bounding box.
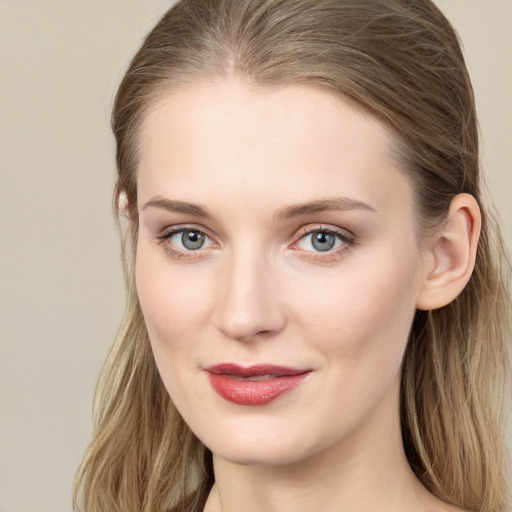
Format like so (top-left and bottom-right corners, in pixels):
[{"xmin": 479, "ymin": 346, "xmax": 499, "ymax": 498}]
[{"xmin": 135, "ymin": 77, "xmax": 429, "ymax": 466}]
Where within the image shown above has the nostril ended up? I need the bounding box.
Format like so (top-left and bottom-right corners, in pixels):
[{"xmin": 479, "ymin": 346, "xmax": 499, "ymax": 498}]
[{"xmin": 215, "ymin": 305, "xmax": 286, "ymax": 342}]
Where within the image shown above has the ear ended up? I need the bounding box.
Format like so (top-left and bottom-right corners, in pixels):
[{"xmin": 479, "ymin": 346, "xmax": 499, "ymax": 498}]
[
  {"xmin": 118, "ymin": 190, "xmax": 129, "ymax": 217},
  {"xmin": 416, "ymin": 193, "xmax": 481, "ymax": 311},
  {"xmin": 118, "ymin": 190, "xmax": 137, "ymax": 225}
]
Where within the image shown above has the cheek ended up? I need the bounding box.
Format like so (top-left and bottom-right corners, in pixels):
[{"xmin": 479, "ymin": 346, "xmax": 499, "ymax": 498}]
[
  {"xmin": 135, "ymin": 245, "xmax": 217, "ymax": 411},
  {"xmin": 281, "ymin": 251, "xmax": 421, "ymax": 445},
  {"xmin": 135, "ymin": 243, "xmax": 213, "ymax": 352},
  {"xmin": 294, "ymin": 249, "xmax": 421, "ymax": 371}
]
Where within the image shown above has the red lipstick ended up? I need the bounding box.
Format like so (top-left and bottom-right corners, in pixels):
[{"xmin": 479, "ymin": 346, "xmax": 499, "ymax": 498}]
[{"xmin": 204, "ymin": 363, "xmax": 311, "ymax": 406}]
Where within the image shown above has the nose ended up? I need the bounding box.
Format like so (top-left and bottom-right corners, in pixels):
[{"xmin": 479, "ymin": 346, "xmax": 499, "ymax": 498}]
[{"xmin": 213, "ymin": 248, "xmax": 286, "ymax": 342}]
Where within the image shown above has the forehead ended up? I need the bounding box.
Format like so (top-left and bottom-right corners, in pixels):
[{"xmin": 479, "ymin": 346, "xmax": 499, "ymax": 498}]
[{"xmin": 137, "ymin": 77, "xmax": 413, "ymax": 218}]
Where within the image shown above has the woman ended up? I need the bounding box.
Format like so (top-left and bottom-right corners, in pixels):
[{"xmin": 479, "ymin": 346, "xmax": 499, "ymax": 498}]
[{"xmin": 73, "ymin": 1, "xmax": 511, "ymax": 511}]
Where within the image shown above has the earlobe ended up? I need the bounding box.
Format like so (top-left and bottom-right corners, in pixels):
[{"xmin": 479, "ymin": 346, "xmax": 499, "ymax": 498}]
[{"xmin": 416, "ymin": 193, "xmax": 481, "ymax": 311}]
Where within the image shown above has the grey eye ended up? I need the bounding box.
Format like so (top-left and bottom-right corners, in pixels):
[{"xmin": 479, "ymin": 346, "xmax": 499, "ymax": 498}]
[
  {"xmin": 181, "ymin": 229, "xmax": 206, "ymax": 250},
  {"xmin": 311, "ymin": 231, "xmax": 336, "ymax": 252},
  {"xmin": 296, "ymin": 229, "xmax": 346, "ymax": 253}
]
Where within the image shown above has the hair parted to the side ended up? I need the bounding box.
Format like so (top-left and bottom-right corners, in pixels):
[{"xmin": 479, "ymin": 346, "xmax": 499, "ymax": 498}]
[{"xmin": 73, "ymin": 1, "xmax": 511, "ymax": 511}]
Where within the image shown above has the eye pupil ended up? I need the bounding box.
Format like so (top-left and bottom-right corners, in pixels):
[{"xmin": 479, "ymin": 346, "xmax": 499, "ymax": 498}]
[
  {"xmin": 312, "ymin": 231, "xmax": 336, "ymax": 252},
  {"xmin": 182, "ymin": 230, "xmax": 205, "ymax": 250}
]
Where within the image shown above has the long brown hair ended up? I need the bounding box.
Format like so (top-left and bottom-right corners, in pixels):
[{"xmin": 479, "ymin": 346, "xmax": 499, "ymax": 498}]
[{"xmin": 73, "ymin": 1, "xmax": 511, "ymax": 511}]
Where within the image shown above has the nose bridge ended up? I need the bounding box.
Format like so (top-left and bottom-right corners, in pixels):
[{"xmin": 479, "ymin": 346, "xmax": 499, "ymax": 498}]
[{"xmin": 214, "ymin": 242, "xmax": 285, "ymax": 341}]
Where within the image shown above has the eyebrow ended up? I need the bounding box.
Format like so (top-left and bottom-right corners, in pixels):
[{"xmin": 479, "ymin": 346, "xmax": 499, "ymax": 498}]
[
  {"xmin": 141, "ymin": 197, "xmax": 212, "ymax": 217},
  {"xmin": 141, "ymin": 196, "xmax": 376, "ymax": 220},
  {"xmin": 274, "ymin": 197, "xmax": 376, "ymax": 220}
]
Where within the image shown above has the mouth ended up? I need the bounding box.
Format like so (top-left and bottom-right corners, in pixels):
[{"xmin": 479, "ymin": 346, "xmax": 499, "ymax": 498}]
[{"xmin": 204, "ymin": 363, "xmax": 312, "ymax": 406}]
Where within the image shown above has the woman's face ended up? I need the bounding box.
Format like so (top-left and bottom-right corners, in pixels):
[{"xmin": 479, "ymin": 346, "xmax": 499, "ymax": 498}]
[{"xmin": 135, "ymin": 77, "xmax": 429, "ymax": 466}]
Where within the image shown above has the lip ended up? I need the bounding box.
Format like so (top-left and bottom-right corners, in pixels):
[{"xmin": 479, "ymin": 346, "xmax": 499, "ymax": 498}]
[{"xmin": 204, "ymin": 363, "xmax": 311, "ymax": 406}]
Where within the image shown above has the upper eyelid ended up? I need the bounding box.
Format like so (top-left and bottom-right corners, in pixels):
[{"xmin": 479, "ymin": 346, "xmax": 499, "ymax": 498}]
[
  {"xmin": 155, "ymin": 225, "xmax": 217, "ymax": 252},
  {"xmin": 158, "ymin": 224, "xmax": 213, "ymax": 239},
  {"xmin": 293, "ymin": 224, "xmax": 355, "ymax": 241}
]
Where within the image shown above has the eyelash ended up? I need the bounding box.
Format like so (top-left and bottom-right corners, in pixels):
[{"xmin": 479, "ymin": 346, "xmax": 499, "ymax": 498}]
[
  {"xmin": 156, "ymin": 224, "xmax": 355, "ymax": 261},
  {"xmin": 292, "ymin": 225, "xmax": 355, "ymax": 261},
  {"xmin": 156, "ymin": 225, "xmax": 215, "ymax": 260}
]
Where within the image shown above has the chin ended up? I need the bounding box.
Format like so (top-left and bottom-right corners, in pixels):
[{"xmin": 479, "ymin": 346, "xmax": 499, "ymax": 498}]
[
  {"xmin": 213, "ymin": 443, "xmax": 308, "ymax": 467},
  {"xmin": 198, "ymin": 420, "xmax": 327, "ymax": 468}
]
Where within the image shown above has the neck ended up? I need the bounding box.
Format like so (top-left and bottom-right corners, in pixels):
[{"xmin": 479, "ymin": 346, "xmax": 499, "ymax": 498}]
[{"xmin": 204, "ymin": 380, "xmax": 447, "ymax": 512}]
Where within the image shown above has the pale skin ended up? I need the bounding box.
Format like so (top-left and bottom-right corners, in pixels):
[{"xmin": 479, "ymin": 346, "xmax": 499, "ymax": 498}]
[{"xmin": 134, "ymin": 77, "xmax": 480, "ymax": 512}]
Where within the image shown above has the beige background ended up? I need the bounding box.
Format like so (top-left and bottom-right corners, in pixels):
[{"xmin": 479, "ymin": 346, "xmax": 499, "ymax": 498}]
[{"xmin": 0, "ymin": 1, "xmax": 510, "ymax": 511}]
